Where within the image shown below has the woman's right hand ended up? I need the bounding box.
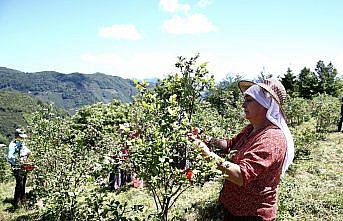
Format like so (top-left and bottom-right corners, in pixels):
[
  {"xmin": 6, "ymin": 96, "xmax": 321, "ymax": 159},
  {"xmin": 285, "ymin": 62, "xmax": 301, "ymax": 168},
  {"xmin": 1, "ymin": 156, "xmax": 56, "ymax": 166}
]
[
  {"xmin": 187, "ymin": 127, "xmax": 200, "ymax": 141},
  {"xmin": 187, "ymin": 127, "xmax": 213, "ymax": 156}
]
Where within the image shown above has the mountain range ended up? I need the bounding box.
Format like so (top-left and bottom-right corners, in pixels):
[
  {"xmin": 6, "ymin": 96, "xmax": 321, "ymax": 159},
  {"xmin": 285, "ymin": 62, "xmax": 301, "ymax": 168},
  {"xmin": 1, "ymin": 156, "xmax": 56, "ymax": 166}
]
[
  {"xmin": 0, "ymin": 90, "xmax": 47, "ymax": 143},
  {"xmin": 0, "ymin": 67, "xmax": 141, "ymax": 143},
  {"xmin": 0, "ymin": 67, "xmax": 137, "ymax": 113}
]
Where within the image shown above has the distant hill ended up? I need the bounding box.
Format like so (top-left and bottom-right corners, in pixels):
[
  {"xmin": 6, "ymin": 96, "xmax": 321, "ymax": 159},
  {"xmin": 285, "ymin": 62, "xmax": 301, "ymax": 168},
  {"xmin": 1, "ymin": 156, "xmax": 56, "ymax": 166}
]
[
  {"xmin": 0, "ymin": 67, "xmax": 137, "ymax": 113},
  {"xmin": 0, "ymin": 90, "xmax": 52, "ymax": 144}
]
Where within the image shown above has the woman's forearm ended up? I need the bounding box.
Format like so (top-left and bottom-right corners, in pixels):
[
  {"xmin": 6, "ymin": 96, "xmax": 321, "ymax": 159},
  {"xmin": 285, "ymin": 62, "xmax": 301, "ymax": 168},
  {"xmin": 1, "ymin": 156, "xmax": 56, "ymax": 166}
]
[
  {"xmin": 217, "ymin": 161, "xmax": 243, "ymax": 186},
  {"xmin": 199, "ymin": 140, "xmax": 243, "ymax": 186}
]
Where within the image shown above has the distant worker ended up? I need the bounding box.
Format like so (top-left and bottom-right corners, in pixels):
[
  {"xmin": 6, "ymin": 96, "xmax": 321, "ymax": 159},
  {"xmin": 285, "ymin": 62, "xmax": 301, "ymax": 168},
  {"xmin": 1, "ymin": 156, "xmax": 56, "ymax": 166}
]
[
  {"xmin": 7, "ymin": 128, "xmax": 31, "ymax": 206},
  {"xmin": 338, "ymin": 97, "xmax": 343, "ymax": 132},
  {"xmin": 109, "ymin": 145, "xmax": 130, "ymax": 190}
]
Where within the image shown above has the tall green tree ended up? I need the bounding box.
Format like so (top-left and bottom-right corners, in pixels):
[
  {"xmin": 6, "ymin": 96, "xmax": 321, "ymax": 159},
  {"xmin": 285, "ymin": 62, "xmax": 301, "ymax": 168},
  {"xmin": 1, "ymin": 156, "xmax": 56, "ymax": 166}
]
[
  {"xmin": 205, "ymin": 74, "xmax": 242, "ymax": 116},
  {"xmin": 315, "ymin": 60, "xmax": 339, "ymax": 96},
  {"xmin": 298, "ymin": 67, "xmax": 318, "ymax": 98},
  {"xmin": 223, "ymin": 74, "xmax": 243, "ymax": 103},
  {"xmin": 128, "ymin": 55, "xmax": 215, "ymax": 220},
  {"xmin": 281, "ymin": 68, "xmax": 298, "ymax": 96}
]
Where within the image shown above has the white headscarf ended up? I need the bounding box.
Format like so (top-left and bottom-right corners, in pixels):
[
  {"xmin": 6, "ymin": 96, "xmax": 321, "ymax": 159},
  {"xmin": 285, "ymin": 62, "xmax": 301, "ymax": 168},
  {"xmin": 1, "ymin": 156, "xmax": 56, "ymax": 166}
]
[{"xmin": 244, "ymin": 85, "xmax": 294, "ymax": 177}]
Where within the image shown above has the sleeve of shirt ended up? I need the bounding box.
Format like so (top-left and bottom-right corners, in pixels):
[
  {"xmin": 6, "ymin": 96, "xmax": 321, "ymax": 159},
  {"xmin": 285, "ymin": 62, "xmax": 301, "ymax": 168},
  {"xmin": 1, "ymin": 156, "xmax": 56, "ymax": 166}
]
[
  {"xmin": 20, "ymin": 143, "xmax": 31, "ymax": 156},
  {"xmin": 7, "ymin": 142, "xmax": 16, "ymax": 166},
  {"xmin": 238, "ymin": 131, "xmax": 284, "ymax": 187}
]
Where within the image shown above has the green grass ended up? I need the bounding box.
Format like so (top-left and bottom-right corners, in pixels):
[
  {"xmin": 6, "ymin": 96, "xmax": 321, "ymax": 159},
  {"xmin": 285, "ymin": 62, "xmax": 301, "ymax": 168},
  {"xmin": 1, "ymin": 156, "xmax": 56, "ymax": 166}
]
[
  {"xmin": 278, "ymin": 132, "xmax": 343, "ymax": 221},
  {"xmin": 0, "ymin": 180, "xmax": 34, "ymax": 221},
  {"xmin": 1, "ymin": 132, "xmax": 342, "ymax": 220},
  {"xmin": 112, "ymin": 180, "xmax": 222, "ymax": 220},
  {"xmin": 0, "ymin": 181, "xmax": 13, "ymax": 220}
]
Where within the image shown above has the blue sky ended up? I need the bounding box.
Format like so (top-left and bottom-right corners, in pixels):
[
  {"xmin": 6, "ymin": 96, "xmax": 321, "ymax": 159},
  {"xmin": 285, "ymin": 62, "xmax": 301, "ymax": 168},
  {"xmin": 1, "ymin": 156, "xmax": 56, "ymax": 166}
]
[{"xmin": 1, "ymin": 0, "xmax": 342, "ymax": 80}]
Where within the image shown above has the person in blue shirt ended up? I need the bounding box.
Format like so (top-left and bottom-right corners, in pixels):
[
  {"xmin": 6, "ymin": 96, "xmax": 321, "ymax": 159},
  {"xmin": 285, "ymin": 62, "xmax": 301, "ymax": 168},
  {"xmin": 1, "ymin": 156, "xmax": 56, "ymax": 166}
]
[{"xmin": 7, "ymin": 128, "xmax": 31, "ymax": 206}]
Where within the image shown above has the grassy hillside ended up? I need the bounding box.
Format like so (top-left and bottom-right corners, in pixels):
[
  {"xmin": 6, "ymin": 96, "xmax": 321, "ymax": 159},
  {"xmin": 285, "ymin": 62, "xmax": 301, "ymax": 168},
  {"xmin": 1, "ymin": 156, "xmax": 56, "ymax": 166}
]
[
  {"xmin": 0, "ymin": 132, "xmax": 342, "ymax": 220},
  {"xmin": 0, "ymin": 67, "xmax": 137, "ymax": 113},
  {"xmin": 0, "ymin": 90, "xmax": 49, "ymax": 144}
]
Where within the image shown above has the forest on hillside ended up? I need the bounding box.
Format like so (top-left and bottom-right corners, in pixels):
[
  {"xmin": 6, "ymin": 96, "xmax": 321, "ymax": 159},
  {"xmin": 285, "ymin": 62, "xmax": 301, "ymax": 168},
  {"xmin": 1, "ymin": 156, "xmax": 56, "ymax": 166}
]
[
  {"xmin": 0, "ymin": 67, "xmax": 137, "ymax": 113},
  {"xmin": 0, "ymin": 91, "xmax": 47, "ymax": 143}
]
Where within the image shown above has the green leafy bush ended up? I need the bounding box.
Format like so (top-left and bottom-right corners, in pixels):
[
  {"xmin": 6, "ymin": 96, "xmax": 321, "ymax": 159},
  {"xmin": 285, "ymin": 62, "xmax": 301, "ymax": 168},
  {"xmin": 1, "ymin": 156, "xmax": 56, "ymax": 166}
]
[
  {"xmin": 284, "ymin": 96, "xmax": 311, "ymax": 126},
  {"xmin": 126, "ymin": 55, "xmax": 217, "ymax": 220},
  {"xmin": 291, "ymin": 118, "xmax": 320, "ymax": 161},
  {"xmin": 28, "ymin": 103, "xmax": 138, "ymax": 220},
  {"xmin": 0, "ymin": 145, "xmax": 12, "ymax": 183},
  {"xmin": 310, "ymin": 94, "xmax": 340, "ymax": 132}
]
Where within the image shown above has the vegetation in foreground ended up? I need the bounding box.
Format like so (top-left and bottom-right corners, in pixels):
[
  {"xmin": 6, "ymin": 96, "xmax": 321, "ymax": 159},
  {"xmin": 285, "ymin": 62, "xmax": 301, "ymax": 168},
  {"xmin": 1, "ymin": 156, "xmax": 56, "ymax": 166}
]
[{"xmin": 1, "ymin": 132, "xmax": 342, "ymax": 220}]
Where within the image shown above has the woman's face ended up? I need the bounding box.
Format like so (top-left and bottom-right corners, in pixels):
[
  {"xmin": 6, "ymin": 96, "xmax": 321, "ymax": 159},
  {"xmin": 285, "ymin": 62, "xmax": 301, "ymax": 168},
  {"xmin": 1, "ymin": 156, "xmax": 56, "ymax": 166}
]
[{"xmin": 242, "ymin": 95, "xmax": 267, "ymax": 123}]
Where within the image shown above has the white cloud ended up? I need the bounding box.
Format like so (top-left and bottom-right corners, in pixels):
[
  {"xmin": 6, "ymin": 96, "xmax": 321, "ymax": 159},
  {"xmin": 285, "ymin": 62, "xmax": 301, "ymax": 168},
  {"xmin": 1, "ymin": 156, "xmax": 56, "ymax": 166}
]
[
  {"xmin": 197, "ymin": 0, "xmax": 212, "ymax": 8},
  {"xmin": 162, "ymin": 13, "xmax": 217, "ymax": 34},
  {"xmin": 98, "ymin": 24, "xmax": 141, "ymax": 40},
  {"xmin": 159, "ymin": 0, "xmax": 190, "ymax": 13}
]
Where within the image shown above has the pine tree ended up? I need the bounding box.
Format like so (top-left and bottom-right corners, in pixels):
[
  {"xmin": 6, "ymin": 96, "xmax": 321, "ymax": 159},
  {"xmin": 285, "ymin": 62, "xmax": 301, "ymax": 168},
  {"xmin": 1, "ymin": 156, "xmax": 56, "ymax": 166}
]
[
  {"xmin": 281, "ymin": 68, "xmax": 298, "ymax": 96},
  {"xmin": 315, "ymin": 61, "xmax": 339, "ymax": 96},
  {"xmin": 298, "ymin": 67, "xmax": 318, "ymax": 98}
]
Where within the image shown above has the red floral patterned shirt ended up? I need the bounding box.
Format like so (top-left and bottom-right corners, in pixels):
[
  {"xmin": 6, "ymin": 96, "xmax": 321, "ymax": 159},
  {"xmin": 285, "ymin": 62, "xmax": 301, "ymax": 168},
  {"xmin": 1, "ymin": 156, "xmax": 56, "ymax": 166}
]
[{"xmin": 219, "ymin": 123, "xmax": 286, "ymax": 221}]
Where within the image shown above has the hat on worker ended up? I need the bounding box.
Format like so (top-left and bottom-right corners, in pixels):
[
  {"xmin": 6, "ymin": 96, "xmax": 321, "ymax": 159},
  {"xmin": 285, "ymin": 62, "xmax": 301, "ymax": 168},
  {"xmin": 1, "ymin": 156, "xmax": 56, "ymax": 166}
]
[
  {"xmin": 15, "ymin": 128, "xmax": 27, "ymax": 138},
  {"xmin": 238, "ymin": 78, "xmax": 287, "ymax": 105}
]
